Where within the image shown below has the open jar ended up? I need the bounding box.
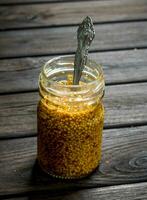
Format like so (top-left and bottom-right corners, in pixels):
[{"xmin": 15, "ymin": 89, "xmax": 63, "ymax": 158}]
[{"xmin": 37, "ymin": 55, "xmax": 105, "ymax": 179}]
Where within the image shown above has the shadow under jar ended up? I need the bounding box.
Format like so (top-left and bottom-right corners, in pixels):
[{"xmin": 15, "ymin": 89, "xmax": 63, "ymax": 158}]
[{"xmin": 37, "ymin": 55, "xmax": 105, "ymax": 179}]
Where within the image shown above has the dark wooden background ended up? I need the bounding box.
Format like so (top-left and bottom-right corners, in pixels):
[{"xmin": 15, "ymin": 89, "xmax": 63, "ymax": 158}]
[{"xmin": 0, "ymin": 0, "xmax": 147, "ymax": 199}]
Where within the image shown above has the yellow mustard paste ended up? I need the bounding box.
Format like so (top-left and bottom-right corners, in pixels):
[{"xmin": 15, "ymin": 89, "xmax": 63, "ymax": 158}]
[{"xmin": 37, "ymin": 93, "xmax": 104, "ymax": 178}]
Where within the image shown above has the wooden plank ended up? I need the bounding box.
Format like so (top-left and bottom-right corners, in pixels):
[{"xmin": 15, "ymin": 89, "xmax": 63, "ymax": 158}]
[
  {"xmin": 2, "ymin": 182, "xmax": 147, "ymax": 200},
  {"xmin": 0, "ymin": 83, "xmax": 147, "ymax": 138},
  {"xmin": 0, "ymin": 126, "xmax": 147, "ymax": 196},
  {"xmin": 0, "ymin": 22, "xmax": 147, "ymax": 58},
  {"xmin": 0, "ymin": 49, "xmax": 147, "ymax": 93},
  {"xmin": 1, "ymin": 0, "xmax": 147, "ymax": 30}
]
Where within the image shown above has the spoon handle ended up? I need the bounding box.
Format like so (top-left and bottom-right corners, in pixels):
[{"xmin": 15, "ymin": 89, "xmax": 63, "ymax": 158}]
[{"xmin": 73, "ymin": 16, "xmax": 95, "ymax": 85}]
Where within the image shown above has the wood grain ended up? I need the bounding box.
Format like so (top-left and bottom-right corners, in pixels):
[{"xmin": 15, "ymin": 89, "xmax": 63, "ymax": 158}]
[
  {"xmin": 3, "ymin": 182, "xmax": 147, "ymax": 200},
  {"xmin": 0, "ymin": 22, "xmax": 147, "ymax": 58},
  {"xmin": 0, "ymin": 83, "xmax": 147, "ymax": 138},
  {"xmin": 0, "ymin": 125, "xmax": 147, "ymax": 196},
  {"xmin": 0, "ymin": 49, "xmax": 147, "ymax": 93},
  {"xmin": 0, "ymin": 0, "xmax": 147, "ymax": 30}
]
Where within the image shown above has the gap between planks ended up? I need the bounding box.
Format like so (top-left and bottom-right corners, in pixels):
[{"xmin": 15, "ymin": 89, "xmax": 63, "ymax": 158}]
[
  {"xmin": 0, "ymin": 47, "xmax": 147, "ymax": 60},
  {"xmin": 0, "ymin": 0, "xmax": 115, "ymax": 6},
  {"xmin": 1, "ymin": 20, "xmax": 147, "ymax": 32},
  {"xmin": 1, "ymin": 182, "xmax": 147, "ymax": 200}
]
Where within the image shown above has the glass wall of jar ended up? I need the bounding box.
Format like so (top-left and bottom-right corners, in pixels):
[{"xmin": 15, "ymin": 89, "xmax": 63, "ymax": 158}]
[{"xmin": 37, "ymin": 55, "xmax": 105, "ymax": 179}]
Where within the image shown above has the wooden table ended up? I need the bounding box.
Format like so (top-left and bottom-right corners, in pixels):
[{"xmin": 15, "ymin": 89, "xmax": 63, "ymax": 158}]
[{"xmin": 0, "ymin": 0, "xmax": 147, "ymax": 199}]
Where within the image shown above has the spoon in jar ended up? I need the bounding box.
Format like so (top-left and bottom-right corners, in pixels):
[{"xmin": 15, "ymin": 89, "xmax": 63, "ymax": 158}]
[{"xmin": 73, "ymin": 16, "xmax": 95, "ymax": 85}]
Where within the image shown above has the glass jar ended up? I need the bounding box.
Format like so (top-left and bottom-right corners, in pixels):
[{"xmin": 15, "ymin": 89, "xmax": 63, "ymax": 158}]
[{"xmin": 37, "ymin": 55, "xmax": 105, "ymax": 179}]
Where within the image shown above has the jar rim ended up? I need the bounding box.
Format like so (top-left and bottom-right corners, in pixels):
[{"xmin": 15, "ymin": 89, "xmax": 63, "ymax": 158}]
[
  {"xmin": 39, "ymin": 55, "xmax": 105, "ymax": 98},
  {"xmin": 42, "ymin": 55, "xmax": 104, "ymax": 88}
]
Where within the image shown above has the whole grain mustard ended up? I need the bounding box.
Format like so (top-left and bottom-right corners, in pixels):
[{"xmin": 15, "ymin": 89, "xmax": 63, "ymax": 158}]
[{"xmin": 37, "ymin": 55, "xmax": 105, "ymax": 179}]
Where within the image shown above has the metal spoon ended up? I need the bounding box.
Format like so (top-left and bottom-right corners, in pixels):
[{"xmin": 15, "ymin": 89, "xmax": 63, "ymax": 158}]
[{"xmin": 73, "ymin": 16, "xmax": 95, "ymax": 85}]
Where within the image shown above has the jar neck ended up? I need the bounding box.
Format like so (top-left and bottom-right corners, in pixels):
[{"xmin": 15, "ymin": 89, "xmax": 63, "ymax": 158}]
[{"xmin": 39, "ymin": 55, "xmax": 105, "ymax": 103}]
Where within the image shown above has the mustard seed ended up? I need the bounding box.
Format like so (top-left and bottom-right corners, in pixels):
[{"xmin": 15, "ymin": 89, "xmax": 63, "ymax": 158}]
[{"xmin": 37, "ymin": 97, "xmax": 104, "ymax": 179}]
